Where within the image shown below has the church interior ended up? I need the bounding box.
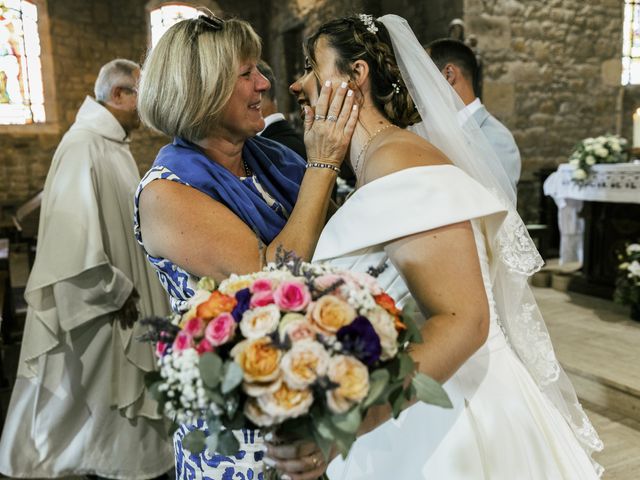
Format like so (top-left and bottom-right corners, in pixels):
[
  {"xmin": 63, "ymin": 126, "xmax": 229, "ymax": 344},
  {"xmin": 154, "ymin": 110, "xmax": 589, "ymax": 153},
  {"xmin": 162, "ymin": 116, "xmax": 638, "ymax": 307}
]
[{"xmin": 0, "ymin": 0, "xmax": 639, "ymax": 479}]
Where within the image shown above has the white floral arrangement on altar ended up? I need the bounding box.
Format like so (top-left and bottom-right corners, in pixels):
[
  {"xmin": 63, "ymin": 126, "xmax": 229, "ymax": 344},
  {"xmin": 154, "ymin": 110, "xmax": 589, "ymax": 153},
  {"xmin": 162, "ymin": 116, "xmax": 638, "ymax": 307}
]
[
  {"xmin": 568, "ymin": 134, "xmax": 628, "ymax": 183},
  {"xmin": 141, "ymin": 249, "xmax": 451, "ymax": 463},
  {"xmin": 615, "ymin": 243, "xmax": 640, "ymax": 319}
]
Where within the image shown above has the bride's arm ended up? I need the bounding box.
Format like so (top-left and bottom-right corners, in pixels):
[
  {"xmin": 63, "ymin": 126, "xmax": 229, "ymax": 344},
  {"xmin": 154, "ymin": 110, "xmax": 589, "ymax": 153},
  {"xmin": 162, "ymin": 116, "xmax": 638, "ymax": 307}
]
[
  {"xmin": 357, "ymin": 220, "xmax": 490, "ymax": 437},
  {"xmin": 386, "ymin": 220, "xmax": 490, "ymax": 383}
]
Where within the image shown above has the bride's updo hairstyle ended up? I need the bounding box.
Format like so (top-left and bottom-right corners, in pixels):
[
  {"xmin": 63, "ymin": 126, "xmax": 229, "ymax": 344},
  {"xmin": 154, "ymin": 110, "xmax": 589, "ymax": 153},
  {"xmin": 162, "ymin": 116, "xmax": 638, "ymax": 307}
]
[{"xmin": 305, "ymin": 15, "xmax": 421, "ymax": 128}]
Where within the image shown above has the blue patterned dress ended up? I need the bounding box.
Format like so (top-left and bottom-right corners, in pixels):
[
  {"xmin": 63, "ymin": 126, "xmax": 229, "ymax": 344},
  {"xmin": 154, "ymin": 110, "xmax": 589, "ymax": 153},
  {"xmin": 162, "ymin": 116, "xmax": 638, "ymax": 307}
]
[{"xmin": 134, "ymin": 136, "xmax": 305, "ymax": 479}]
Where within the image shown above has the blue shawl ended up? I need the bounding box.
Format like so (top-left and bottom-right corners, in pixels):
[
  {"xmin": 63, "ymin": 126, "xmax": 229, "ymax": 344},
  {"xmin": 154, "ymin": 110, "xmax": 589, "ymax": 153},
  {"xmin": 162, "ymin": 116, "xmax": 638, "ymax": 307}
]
[{"xmin": 153, "ymin": 136, "xmax": 306, "ymax": 243}]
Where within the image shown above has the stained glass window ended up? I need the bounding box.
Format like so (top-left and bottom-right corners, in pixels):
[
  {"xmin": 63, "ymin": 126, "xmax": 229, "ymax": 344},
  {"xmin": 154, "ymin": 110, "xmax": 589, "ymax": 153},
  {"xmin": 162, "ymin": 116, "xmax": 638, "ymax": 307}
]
[
  {"xmin": 0, "ymin": 0, "xmax": 44, "ymax": 124},
  {"xmin": 623, "ymin": 1, "xmax": 640, "ymax": 84},
  {"xmin": 150, "ymin": 4, "xmax": 200, "ymax": 48}
]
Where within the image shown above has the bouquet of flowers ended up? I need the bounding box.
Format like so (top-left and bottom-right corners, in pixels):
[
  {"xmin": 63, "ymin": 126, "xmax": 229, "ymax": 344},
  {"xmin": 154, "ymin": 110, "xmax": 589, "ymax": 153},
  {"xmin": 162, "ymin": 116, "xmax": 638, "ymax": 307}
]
[
  {"xmin": 568, "ymin": 134, "xmax": 628, "ymax": 183},
  {"xmin": 144, "ymin": 251, "xmax": 451, "ymax": 461},
  {"xmin": 614, "ymin": 243, "xmax": 640, "ymax": 320}
]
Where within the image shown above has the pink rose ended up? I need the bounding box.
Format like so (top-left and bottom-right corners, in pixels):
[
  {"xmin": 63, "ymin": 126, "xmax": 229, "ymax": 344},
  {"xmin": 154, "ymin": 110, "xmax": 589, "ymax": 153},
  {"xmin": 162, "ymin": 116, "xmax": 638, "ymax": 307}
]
[
  {"xmin": 251, "ymin": 278, "xmax": 273, "ymax": 293},
  {"xmin": 195, "ymin": 338, "xmax": 214, "ymax": 355},
  {"xmin": 251, "ymin": 290, "xmax": 275, "ymax": 308},
  {"xmin": 184, "ymin": 317, "xmax": 205, "ymax": 338},
  {"xmin": 205, "ymin": 312, "xmax": 237, "ymax": 346},
  {"xmin": 173, "ymin": 331, "xmax": 194, "ymax": 353},
  {"xmin": 155, "ymin": 341, "xmax": 168, "ymax": 357},
  {"xmin": 274, "ymin": 281, "xmax": 311, "ymax": 312}
]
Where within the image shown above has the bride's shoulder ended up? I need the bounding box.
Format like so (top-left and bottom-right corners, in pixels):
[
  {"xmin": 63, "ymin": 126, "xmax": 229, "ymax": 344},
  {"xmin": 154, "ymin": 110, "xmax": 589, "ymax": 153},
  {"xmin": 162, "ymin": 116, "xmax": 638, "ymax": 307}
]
[{"xmin": 363, "ymin": 129, "xmax": 452, "ymax": 184}]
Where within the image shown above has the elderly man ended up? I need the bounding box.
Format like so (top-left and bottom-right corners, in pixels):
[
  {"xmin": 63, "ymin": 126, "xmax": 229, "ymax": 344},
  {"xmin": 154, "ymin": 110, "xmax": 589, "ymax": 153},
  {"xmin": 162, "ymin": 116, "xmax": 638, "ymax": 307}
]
[
  {"xmin": 428, "ymin": 38, "xmax": 521, "ymax": 198},
  {"xmin": 0, "ymin": 59, "xmax": 172, "ymax": 479}
]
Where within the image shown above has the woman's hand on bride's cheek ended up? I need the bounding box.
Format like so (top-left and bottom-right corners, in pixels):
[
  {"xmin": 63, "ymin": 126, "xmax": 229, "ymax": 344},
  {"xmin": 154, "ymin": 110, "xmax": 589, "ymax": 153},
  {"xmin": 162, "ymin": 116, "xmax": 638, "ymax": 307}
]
[
  {"xmin": 304, "ymin": 79, "xmax": 359, "ymax": 169},
  {"xmin": 264, "ymin": 434, "xmax": 328, "ymax": 480}
]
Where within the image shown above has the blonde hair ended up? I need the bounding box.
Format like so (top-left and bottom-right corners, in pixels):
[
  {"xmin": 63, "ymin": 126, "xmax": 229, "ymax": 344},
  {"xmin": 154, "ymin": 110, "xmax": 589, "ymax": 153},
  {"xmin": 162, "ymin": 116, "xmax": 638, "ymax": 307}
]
[{"xmin": 138, "ymin": 16, "xmax": 261, "ymax": 141}]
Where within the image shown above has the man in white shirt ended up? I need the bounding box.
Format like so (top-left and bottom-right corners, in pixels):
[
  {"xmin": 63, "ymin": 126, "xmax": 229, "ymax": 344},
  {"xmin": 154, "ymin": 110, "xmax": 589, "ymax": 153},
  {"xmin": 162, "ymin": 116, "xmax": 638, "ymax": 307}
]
[{"xmin": 427, "ymin": 39, "xmax": 521, "ymax": 196}]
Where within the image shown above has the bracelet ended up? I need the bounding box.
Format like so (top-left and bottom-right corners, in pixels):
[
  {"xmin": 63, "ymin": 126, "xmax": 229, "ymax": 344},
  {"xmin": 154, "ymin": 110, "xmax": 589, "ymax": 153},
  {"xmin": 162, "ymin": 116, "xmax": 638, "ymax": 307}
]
[{"xmin": 307, "ymin": 161, "xmax": 341, "ymax": 175}]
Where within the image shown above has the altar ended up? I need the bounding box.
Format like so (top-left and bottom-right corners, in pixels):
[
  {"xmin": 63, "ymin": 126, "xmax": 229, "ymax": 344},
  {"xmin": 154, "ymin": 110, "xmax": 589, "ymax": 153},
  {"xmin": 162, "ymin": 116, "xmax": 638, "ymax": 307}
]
[{"xmin": 543, "ymin": 162, "xmax": 640, "ymax": 296}]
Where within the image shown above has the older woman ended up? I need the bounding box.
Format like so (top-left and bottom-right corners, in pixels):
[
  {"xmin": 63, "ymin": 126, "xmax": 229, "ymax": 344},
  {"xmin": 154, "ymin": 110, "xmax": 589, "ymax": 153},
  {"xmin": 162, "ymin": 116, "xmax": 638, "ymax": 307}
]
[{"xmin": 134, "ymin": 13, "xmax": 357, "ymax": 480}]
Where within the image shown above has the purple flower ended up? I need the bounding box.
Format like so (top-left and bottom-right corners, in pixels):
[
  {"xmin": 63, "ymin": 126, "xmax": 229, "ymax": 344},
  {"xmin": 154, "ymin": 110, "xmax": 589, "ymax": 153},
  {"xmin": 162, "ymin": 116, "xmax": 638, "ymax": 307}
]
[
  {"xmin": 232, "ymin": 288, "xmax": 251, "ymax": 322},
  {"xmin": 336, "ymin": 316, "xmax": 381, "ymax": 366}
]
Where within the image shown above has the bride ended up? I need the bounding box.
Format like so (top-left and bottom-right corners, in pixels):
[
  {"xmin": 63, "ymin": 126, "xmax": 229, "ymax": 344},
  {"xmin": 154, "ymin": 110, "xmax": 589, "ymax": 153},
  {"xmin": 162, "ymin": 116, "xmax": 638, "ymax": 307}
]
[{"xmin": 268, "ymin": 14, "xmax": 604, "ymax": 479}]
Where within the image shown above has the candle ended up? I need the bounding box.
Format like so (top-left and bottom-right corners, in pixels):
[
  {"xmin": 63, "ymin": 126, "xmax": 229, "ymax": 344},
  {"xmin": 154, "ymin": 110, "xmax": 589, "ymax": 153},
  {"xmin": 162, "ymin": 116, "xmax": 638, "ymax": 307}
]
[{"xmin": 634, "ymin": 108, "xmax": 640, "ymax": 148}]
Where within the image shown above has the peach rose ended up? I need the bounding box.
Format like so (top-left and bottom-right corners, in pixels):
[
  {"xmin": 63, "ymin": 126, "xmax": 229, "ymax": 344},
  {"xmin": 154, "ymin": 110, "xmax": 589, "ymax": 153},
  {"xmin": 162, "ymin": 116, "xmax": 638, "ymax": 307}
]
[
  {"xmin": 279, "ymin": 314, "xmax": 315, "ymax": 343},
  {"xmin": 240, "ymin": 304, "xmax": 280, "ymax": 340},
  {"xmin": 326, "ymin": 355, "xmax": 370, "ymax": 414},
  {"xmin": 244, "ymin": 398, "xmax": 278, "ymax": 427},
  {"xmin": 307, "ymin": 295, "xmax": 357, "ymax": 336},
  {"xmin": 281, "ymin": 340, "xmax": 329, "ymax": 389},
  {"xmin": 257, "ymin": 382, "xmax": 314, "ymax": 420},
  {"xmin": 231, "ymin": 337, "xmax": 282, "ymax": 384}
]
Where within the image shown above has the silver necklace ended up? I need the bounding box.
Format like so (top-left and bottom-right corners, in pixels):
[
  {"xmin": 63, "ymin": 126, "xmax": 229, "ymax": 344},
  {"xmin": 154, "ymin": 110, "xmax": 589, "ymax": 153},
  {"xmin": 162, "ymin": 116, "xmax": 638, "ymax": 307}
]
[
  {"xmin": 354, "ymin": 123, "xmax": 395, "ymax": 178},
  {"xmin": 242, "ymin": 159, "xmax": 252, "ymax": 177}
]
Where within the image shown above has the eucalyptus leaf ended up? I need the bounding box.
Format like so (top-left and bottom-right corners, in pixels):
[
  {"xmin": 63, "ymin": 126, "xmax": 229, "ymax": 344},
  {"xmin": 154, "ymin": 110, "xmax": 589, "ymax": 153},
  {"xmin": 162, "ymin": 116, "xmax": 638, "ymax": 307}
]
[
  {"xmin": 182, "ymin": 429, "xmax": 206, "ymax": 454},
  {"xmin": 199, "ymin": 352, "xmax": 223, "ymax": 389},
  {"xmin": 332, "ymin": 407, "xmax": 362, "ymax": 434},
  {"xmin": 400, "ymin": 300, "xmax": 423, "ymax": 343},
  {"xmin": 389, "ymin": 386, "xmax": 406, "ymax": 418},
  {"xmin": 312, "ymin": 424, "xmax": 333, "ymax": 460},
  {"xmin": 207, "ymin": 389, "xmax": 225, "ymax": 407},
  {"xmin": 362, "ymin": 369, "xmax": 390, "ymax": 409},
  {"xmin": 144, "ymin": 371, "xmax": 162, "ymax": 389},
  {"xmin": 397, "ymin": 352, "xmax": 416, "ymax": 379},
  {"xmin": 205, "ymin": 432, "xmax": 219, "ymax": 453},
  {"xmin": 217, "ymin": 429, "xmax": 240, "ymax": 456},
  {"xmin": 316, "ymin": 416, "xmax": 335, "ymax": 441},
  {"xmin": 221, "ymin": 361, "xmax": 244, "ymax": 394},
  {"xmin": 411, "ymin": 372, "xmax": 452, "ymax": 408}
]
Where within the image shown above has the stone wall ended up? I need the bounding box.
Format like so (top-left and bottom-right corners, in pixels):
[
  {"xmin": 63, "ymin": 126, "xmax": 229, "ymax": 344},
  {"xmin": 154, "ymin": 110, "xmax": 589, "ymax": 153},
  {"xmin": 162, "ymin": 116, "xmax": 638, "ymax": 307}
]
[
  {"xmin": 0, "ymin": 0, "xmax": 269, "ymax": 212},
  {"xmin": 0, "ymin": 0, "xmax": 629, "ymax": 227},
  {"xmin": 463, "ymin": 0, "xmax": 624, "ymax": 221}
]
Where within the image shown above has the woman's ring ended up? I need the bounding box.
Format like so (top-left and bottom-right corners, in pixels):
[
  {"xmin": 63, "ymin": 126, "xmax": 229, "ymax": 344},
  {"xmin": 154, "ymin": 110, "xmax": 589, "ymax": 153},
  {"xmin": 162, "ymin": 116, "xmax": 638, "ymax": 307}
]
[
  {"xmin": 326, "ymin": 115, "xmax": 338, "ymax": 122},
  {"xmin": 314, "ymin": 114, "xmax": 326, "ymax": 121}
]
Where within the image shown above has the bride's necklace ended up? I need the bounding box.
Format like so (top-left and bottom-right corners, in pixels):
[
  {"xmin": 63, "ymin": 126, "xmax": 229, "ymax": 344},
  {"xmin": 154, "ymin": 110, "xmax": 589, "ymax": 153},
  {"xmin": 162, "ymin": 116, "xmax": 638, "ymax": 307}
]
[{"xmin": 354, "ymin": 123, "xmax": 396, "ymax": 177}]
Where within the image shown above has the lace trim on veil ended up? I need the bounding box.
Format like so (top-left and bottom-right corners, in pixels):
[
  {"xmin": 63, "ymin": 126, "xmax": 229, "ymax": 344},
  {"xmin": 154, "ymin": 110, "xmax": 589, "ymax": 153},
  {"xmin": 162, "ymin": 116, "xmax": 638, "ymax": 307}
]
[{"xmin": 379, "ymin": 14, "xmax": 603, "ymax": 474}]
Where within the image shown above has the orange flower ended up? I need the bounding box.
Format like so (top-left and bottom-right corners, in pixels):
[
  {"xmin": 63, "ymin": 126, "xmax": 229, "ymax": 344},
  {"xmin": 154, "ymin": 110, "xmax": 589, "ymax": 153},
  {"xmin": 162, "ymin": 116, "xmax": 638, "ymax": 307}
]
[
  {"xmin": 232, "ymin": 337, "xmax": 282, "ymax": 384},
  {"xmin": 196, "ymin": 291, "xmax": 237, "ymax": 320},
  {"xmin": 374, "ymin": 293, "xmax": 406, "ymax": 331}
]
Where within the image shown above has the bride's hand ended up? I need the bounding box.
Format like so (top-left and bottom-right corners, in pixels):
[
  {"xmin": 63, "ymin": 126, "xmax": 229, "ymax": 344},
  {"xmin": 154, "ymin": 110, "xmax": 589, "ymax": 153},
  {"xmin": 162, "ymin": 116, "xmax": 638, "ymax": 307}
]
[
  {"xmin": 304, "ymin": 80, "xmax": 359, "ymax": 169},
  {"xmin": 264, "ymin": 432, "xmax": 328, "ymax": 480}
]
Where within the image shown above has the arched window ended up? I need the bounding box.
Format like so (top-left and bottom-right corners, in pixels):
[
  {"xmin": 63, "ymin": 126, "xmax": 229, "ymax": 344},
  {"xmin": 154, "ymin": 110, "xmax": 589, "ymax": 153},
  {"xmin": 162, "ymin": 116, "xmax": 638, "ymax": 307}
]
[
  {"xmin": 0, "ymin": 0, "xmax": 45, "ymax": 124},
  {"xmin": 149, "ymin": 3, "xmax": 200, "ymax": 48},
  {"xmin": 623, "ymin": 0, "xmax": 640, "ymax": 85}
]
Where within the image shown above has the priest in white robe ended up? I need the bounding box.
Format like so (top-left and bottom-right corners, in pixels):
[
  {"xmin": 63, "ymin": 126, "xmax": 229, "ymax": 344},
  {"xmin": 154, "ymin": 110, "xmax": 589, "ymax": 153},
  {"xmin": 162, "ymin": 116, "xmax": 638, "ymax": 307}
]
[{"xmin": 0, "ymin": 59, "xmax": 173, "ymax": 479}]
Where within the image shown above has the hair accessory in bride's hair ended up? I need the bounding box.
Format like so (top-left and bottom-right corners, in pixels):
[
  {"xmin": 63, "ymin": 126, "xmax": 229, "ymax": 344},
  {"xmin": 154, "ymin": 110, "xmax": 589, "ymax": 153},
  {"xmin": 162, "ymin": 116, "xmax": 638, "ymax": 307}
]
[
  {"xmin": 358, "ymin": 14, "xmax": 378, "ymax": 34},
  {"xmin": 391, "ymin": 82, "xmax": 401, "ymax": 94}
]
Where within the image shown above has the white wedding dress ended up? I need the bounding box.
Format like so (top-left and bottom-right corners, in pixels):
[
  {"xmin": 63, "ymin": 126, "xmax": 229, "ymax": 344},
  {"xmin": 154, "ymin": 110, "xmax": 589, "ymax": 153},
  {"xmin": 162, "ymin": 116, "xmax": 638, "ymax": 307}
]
[{"xmin": 314, "ymin": 165, "xmax": 601, "ymax": 479}]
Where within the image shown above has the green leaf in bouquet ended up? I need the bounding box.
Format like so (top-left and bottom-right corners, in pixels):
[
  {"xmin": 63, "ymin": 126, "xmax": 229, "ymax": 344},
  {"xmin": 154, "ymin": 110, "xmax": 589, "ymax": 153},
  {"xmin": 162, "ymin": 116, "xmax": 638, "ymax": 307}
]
[
  {"xmin": 397, "ymin": 352, "xmax": 416, "ymax": 379},
  {"xmin": 311, "ymin": 423, "xmax": 334, "ymax": 461},
  {"xmin": 199, "ymin": 352, "xmax": 223, "ymax": 389},
  {"xmin": 205, "ymin": 432, "xmax": 219, "ymax": 453},
  {"xmin": 206, "ymin": 388, "xmax": 225, "ymax": 407},
  {"xmin": 362, "ymin": 369, "xmax": 390, "ymax": 409},
  {"xmin": 206, "ymin": 414, "xmax": 223, "ymax": 435},
  {"xmin": 221, "ymin": 361, "xmax": 244, "ymax": 394},
  {"xmin": 315, "ymin": 415, "xmax": 336, "ymax": 441},
  {"xmin": 196, "ymin": 276, "xmax": 217, "ymax": 291},
  {"xmin": 332, "ymin": 407, "xmax": 362, "ymax": 434},
  {"xmin": 225, "ymin": 393, "xmax": 240, "ymax": 419},
  {"xmin": 411, "ymin": 372, "xmax": 452, "ymax": 409},
  {"xmin": 223, "ymin": 401, "xmax": 246, "ymax": 430},
  {"xmin": 388, "ymin": 386, "xmax": 406, "ymax": 418},
  {"xmin": 182, "ymin": 429, "xmax": 206, "ymax": 454},
  {"xmin": 217, "ymin": 429, "xmax": 240, "ymax": 456},
  {"xmin": 398, "ymin": 299, "xmax": 423, "ymax": 344}
]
